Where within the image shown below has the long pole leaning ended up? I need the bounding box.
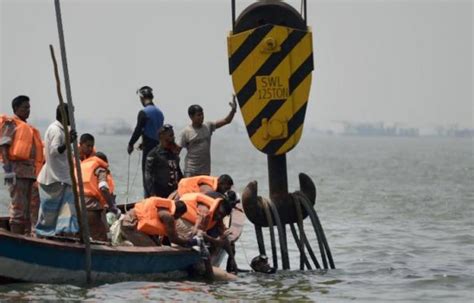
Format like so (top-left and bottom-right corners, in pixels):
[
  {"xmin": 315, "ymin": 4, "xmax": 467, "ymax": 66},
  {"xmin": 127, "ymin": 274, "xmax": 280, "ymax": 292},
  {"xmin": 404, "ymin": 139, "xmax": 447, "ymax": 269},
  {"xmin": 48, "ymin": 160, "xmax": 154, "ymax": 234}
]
[{"xmin": 53, "ymin": 0, "xmax": 92, "ymax": 284}]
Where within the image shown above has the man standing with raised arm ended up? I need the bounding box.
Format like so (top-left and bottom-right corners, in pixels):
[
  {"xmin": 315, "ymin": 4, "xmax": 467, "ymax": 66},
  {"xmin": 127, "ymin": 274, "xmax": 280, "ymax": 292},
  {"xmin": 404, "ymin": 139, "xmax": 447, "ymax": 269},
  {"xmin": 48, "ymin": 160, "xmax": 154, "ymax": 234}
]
[{"xmin": 178, "ymin": 96, "xmax": 237, "ymax": 177}]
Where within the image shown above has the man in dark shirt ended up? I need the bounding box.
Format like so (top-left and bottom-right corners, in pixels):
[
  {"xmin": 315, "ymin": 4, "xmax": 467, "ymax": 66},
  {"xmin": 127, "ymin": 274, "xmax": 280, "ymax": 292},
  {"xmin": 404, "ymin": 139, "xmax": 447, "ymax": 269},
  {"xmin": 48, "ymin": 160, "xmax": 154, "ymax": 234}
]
[
  {"xmin": 127, "ymin": 86, "xmax": 164, "ymax": 197},
  {"xmin": 144, "ymin": 124, "xmax": 182, "ymax": 198}
]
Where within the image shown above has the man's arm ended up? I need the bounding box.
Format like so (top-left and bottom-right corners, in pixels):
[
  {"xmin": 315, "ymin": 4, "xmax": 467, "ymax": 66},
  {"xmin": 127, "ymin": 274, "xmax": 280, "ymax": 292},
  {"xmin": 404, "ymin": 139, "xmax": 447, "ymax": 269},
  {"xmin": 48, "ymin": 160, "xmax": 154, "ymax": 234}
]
[
  {"xmin": 0, "ymin": 120, "xmax": 15, "ymax": 168},
  {"xmin": 144, "ymin": 149, "xmax": 159, "ymax": 196},
  {"xmin": 97, "ymin": 168, "xmax": 117, "ymax": 212},
  {"xmin": 215, "ymin": 95, "xmax": 237, "ymax": 129},
  {"xmin": 57, "ymin": 130, "xmax": 77, "ymax": 154},
  {"xmin": 175, "ymin": 128, "xmax": 187, "ymax": 152},
  {"xmin": 128, "ymin": 111, "xmax": 147, "ymax": 153},
  {"xmin": 176, "ymin": 156, "xmax": 184, "ymax": 181},
  {"xmin": 193, "ymin": 203, "xmax": 211, "ymax": 233},
  {"xmin": 161, "ymin": 212, "xmax": 191, "ymax": 247}
]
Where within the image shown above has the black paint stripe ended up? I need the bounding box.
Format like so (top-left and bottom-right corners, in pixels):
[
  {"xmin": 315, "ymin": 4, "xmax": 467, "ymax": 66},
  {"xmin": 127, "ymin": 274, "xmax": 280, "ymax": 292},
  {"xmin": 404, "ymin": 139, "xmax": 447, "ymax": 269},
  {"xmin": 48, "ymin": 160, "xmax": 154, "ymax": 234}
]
[
  {"xmin": 289, "ymin": 53, "xmax": 313, "ymax": 94},
  {"xmin": 236, "ymin": 30, "xmax": 307, "ymax": 108},
  {"xmin": 262, "ymin": 102, "xmax": 308, "ymax": 154},
  {"xmin": 246, "ymin": 53, "xmax": 312, "ymax": 141},
  {"xmin": 246, "ymin": 99, "xmax": 286, "ymax": 137},
  {"xmin": 229, "ymin": 25, "xmax": 274, "ymax": 74}
]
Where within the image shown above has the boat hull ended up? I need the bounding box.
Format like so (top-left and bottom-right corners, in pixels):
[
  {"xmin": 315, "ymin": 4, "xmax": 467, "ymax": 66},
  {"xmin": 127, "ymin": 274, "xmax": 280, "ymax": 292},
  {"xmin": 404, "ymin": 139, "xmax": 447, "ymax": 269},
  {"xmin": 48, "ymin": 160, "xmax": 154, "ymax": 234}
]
[{"xmin": 0, "ymin": 230, "xmax": 200, "ymax": 284}]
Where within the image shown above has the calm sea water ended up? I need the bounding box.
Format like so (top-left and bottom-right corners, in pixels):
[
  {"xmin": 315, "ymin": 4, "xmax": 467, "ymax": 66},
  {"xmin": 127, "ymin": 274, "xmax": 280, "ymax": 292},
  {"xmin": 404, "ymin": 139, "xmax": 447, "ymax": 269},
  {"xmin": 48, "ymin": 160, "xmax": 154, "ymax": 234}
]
[{"xmin": 0, "ymin": 132, "xmax": 473, "ymax": 302}]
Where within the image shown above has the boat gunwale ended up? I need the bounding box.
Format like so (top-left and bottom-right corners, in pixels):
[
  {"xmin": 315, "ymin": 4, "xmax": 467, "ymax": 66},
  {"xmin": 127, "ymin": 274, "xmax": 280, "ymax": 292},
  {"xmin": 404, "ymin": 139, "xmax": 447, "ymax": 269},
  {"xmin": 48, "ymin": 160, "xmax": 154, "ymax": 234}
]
[{"xmin": 0, "ymin": 228, "xmax": 195, "ymax": 256}]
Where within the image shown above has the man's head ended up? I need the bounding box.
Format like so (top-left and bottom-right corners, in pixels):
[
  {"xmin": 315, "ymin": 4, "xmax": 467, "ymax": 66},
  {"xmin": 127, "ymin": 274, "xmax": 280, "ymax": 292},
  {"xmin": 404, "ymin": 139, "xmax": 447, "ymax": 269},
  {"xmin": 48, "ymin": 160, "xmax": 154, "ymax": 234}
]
[
  {"xmin": 204, "ymin": 191, "xmax": 232, "ymax": 221},
  {"xmin": 95, "ymin": 151, "xmax": 108, "ymax": 163},
  {"xmin": 137, "ymin": 86, "xmax": 154, "ymax": 106},
  {"xmin": 56, "ymin": 104, "xmax": 70, "ymax": 125},
  {"xmin": 158, "ymin": 124, "xmax": 175, "ymax": 149},
  {"xmin": 217, "ymin": 174, "xmax": 234, "ymax": 194},
  {"xmin": 79, "ymin": 133, "xmax": 95, "ymax": 158},
  {"xmin": 225, "ymin": 190, "xmax": 239, "ymax": 209},
  {"xmin": 174, "ymin": 200, "xmax": 187, "ymax": 219},
  {"xmin": 12, "ymin": 95, "xmax": 30, "ymax": 121},
  {"xmin": 250, "ymin": 255, "xmax": 276, "ymax": 274},
  {"xmin": 188, "ymin": 104, "xmax": 204, "ymax": 127}
]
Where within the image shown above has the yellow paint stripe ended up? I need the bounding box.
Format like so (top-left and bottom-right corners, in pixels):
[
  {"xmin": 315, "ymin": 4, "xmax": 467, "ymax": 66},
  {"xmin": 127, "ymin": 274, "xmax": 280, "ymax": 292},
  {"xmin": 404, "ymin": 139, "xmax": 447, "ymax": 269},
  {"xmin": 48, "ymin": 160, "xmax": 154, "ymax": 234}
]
[
  {"xmin": 250, "ymin": 74, "xmax": 312, "ymax": 150},
  {"xmin": 227, "ymin": 28, "xmax": 255, "ymax": 57},
  {"xmin": 231, "ymin": 26, "xmax": 288, "ymax": 93},
  {"xmin": 276, "ymin": 125, "xmax": 304, "ymax": 155}
]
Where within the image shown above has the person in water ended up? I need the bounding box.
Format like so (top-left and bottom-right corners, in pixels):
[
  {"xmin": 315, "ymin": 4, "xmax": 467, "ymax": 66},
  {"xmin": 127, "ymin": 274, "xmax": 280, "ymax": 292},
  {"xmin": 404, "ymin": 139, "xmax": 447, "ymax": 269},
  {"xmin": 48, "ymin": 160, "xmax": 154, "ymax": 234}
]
[
  {"xmin": 250, "ymin": 254, "xmax": 276, "ymax": 274},
  {"xmin": 127, "ymin": 86, "xmax": 164, "ymax": 197}
]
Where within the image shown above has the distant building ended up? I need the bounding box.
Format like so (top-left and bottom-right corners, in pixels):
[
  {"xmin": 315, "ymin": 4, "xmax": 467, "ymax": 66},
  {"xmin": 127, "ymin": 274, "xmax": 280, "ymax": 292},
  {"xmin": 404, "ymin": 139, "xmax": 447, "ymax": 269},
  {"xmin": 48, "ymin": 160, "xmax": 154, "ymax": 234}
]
[{"xmin": 340, "ymin": 122, "xmax": 419, "ymax": 137}]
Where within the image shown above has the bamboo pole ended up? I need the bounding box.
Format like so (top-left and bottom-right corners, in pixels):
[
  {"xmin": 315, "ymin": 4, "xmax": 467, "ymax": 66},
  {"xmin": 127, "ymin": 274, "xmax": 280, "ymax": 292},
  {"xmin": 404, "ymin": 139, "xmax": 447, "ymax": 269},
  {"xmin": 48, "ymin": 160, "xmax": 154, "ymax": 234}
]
[
  {"xmin": 49, "ymin": 45, "xmax": 91, "ymax": 283},
  {"xmin": 52, "ymin": 0, "xmax": 92, "ymax": 283}
]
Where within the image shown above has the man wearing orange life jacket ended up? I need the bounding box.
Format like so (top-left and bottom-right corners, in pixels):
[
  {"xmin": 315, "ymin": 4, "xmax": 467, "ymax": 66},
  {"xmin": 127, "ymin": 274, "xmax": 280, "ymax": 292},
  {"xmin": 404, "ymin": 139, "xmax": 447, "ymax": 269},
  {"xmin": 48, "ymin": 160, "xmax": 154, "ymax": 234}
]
[
  {"xmin": 120, "ymin": 198, "xmax": 200, "ymax": 247},
  {"xmin": 78, "ymin": 133, "xmax": 96, "ymax": 161},
  {"xmin": 176, "ymin": 191, "xmax": 240, "ymax": 273},
  {"xmin": 176, "ymin": 192, "xmax": 233, "ymax": 244},
  {"xmin": 171, "ymin": 173, "xmax": 235, "ymax": 199},
  {"xmin": 0, "ymin": 95, "xmax": 44, "ymax": 235},
  {"xmin": 80, "ymin": 152, "xmax": 118, "ymax": 241}
]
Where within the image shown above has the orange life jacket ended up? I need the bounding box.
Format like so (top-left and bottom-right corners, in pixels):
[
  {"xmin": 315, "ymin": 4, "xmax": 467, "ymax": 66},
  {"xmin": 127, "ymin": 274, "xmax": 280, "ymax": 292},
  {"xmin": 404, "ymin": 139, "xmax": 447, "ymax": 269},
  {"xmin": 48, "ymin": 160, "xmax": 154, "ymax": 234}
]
[
  {"xmin": 81, "ymin": 156, "xmax": 115, "ymax": 207},
  {"xmin": 177, "ymin": 176, "xmax": 218, "ymax": 196},
  {"xmin": 180, "ymin": 192, "xmax": 220, "ymax": 231},
  {"xmin": 134, "ymin": 197, "xmax": 176, "ymax": 236},
  {"xmin": 0, "ymin": 115, "xmax": 44, "ymax": 176}
]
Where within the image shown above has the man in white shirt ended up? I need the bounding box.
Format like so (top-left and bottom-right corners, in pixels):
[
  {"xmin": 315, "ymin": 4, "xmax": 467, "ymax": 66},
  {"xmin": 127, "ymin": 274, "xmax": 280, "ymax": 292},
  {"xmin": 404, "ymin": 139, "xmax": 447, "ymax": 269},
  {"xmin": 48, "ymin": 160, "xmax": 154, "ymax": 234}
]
[{"xmin": 35, "ymin": 104, "xmax": 79, "ymax": 237}]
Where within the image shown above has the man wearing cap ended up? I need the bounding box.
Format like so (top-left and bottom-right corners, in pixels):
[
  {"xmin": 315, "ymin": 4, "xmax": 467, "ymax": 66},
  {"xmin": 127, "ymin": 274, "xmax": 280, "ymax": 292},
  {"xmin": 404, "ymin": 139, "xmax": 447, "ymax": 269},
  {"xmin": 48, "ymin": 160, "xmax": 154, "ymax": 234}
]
[
  {"xmin": 144, "ymin": 124, "xmax": 183, "ymax": 198},
  {"xmin": 127, "ymin": 86, "xmax": 164, "ymax": 197}
]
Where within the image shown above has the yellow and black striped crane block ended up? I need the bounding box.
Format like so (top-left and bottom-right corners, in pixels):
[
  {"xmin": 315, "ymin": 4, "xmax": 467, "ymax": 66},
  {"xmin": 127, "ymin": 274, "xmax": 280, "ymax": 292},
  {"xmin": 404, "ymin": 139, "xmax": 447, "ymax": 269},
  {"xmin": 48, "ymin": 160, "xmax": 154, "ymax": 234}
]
[{"xmin": 227, "ymin": 5, "xmax": 314, "ymax": 156}]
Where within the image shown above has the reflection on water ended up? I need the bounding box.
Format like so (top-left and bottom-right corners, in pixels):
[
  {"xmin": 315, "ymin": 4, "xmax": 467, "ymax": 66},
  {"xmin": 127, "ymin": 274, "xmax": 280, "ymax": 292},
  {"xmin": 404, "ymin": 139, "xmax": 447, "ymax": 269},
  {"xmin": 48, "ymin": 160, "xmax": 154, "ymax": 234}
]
[{"xmin": 0, "ymin": 134, "xmax": 473, "ymax": 302}]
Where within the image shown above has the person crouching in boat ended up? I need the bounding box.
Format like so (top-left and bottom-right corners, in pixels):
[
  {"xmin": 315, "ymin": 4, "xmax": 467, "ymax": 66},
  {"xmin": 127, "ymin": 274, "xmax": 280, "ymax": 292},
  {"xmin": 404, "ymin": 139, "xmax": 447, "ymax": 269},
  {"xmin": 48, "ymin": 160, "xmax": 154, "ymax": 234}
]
[
  {"xmin": 175, "ymin": 192, "xmax": 237, "ymax": 263},
  {"xmin": 120, "ymin": 198, "xmax": 200, "ymax": 247},
  {"xmin": 80, "ymin": 151, "xmax": 118, "ymax": 241},
  {"xmin": 78, "ymin": 133, "xmax": 96, "ymax": 161},
  {"xmin": 0, "ymin": 95, "xmax": 44, "ymax": 235},
  {"xmin": 170, "ymin": 173, "xmax": 235, "ymax": 199}
]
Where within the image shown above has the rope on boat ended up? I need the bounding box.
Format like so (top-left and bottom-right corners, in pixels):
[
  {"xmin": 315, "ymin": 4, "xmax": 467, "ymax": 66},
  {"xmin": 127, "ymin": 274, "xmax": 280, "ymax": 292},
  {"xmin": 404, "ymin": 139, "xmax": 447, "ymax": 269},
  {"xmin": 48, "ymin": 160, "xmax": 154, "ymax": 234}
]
[
  {"xmin": 237, "ymin": 226, "xmax": 251, "ymax": 267},
  {"xmin": 125, "ymin": 154, "xmax": 131, "ymax": 207},
  {"xmin": 123, "ymin": 150, "xmax": 141, "ymax": 210}
]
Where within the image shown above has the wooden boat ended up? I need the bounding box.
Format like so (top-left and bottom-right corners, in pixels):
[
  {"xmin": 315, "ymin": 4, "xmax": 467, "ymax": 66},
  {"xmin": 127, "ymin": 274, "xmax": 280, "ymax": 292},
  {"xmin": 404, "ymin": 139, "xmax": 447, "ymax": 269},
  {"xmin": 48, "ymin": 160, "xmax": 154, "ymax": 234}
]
[{"xmin": 0, "ymin": 203, "xmax": 245, "ymax": 284}]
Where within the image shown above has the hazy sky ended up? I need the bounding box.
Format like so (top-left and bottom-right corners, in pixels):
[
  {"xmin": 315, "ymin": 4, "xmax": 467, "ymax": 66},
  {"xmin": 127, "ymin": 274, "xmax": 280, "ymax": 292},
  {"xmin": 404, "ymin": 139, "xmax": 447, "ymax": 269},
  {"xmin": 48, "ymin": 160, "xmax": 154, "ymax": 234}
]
[{"xmin": 1, "ymin": 0, "xmax": 472, "ymax": 130}]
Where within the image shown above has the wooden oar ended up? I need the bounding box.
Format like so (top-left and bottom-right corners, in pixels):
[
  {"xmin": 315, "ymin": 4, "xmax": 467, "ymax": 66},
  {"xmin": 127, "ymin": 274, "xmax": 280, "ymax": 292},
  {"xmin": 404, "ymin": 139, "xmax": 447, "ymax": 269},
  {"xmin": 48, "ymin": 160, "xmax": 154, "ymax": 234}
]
[{"xmin": 52, "ymin": 0, "xmax": 92, "ymax": 283}]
